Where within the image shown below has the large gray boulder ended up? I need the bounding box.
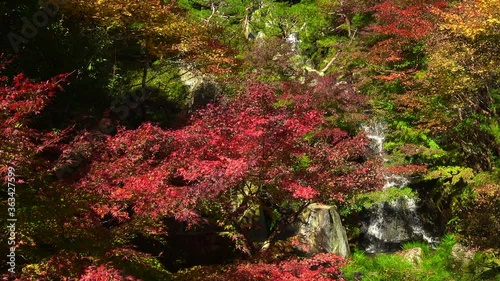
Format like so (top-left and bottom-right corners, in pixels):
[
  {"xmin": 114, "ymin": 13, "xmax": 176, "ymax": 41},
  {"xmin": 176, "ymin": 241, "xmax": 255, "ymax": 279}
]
[
  {"xmin": 286, "ymin": 203, "xmax": 350, "ymax": 257},
  {"xmin": 179, "ymin": 68, "xmax": 220, "ymax": 111}
]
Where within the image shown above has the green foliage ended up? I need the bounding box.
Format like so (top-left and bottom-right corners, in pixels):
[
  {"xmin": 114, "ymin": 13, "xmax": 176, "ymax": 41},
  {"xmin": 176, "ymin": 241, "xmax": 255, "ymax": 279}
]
[
  {"xmin": 109, "ymin": 249, "xmax": 173, "ymax": 281},
  {"xmin": 293, "ymin": 154, "xmax": 312, "ymax": 171},
  {"xmin": 425, "ymin": 166, "xmax": 475, "ymax": 188},
  {"xmin": 342, "ymin": 250, "xmax": 416, "ymax": 281},
  {"xmin": 472, "ymin": 169, "xmax": 500, "ymax": 187},
  {"xmin": 106, "ymin": 61, "xmax": 191, "ymax": 127},
  {"xmin": 178, "ymin": 0, "xmax": 252, "ymax": 48},
  {"xmin": 342, "ymin": 235, "xmax": 499, "ymax": 281},
  {"xmin": 423, "ymin": 166, "xmax": 474, "ymax": 219},
  {"xmin": 351, "ymin": 187, "xmax": 417, "ymax": 210},
  {"xmin": 382, "ymin": 121, "xmax": 447, "ymax": 166},
  {"xmin": 351, "ymin": 13, "xmax": 374, "ymax": 30},
  {"xmin": 490, "ymin": 88, "xmax": 500, "ymax": 113},
  {"xmin": 273, "ymin": 98, "xmax": 295, "ymax": 109},
  {"xmin": 481, "ymin": 120, "xmax": 500, "ymax": 145},
  {"xmin": 382, "ymin": 80, "xmax": 405, "ymax": 94},
  {"xmin": 172, "ymin": 264, "xmax": 226, "ymax": 281},
  {"xmin": 392, "ymin": 42, "xmax": 426, "ymax": 71},
  {"xmin": 450, "ymin": 170, "xmax": 500, "ymax": 248},
  {"xmin": 468, "ymin": 250, "xmax": 500, "ymax": 280},
  {"xmin": 394, "ymin": 122, "xmax": 440, "ymax": 150},
  {"xmin": 402, "ymin": 241, "xmax": 430, "ymax": 254}
]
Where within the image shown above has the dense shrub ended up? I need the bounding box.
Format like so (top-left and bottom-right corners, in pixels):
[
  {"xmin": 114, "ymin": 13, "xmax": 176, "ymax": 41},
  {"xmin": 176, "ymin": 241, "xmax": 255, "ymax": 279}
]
[
  {"xmin": 173, "ymin": 253, "xmax": 347, "ymax": 281},
  {"xmin": 453, "ymin": 182, "xmax": 500, "ymax": 249}
]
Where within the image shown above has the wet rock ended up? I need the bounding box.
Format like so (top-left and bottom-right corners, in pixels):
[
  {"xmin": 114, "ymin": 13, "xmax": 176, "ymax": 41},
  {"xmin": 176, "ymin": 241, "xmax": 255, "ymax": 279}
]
[{"xmin": 360, "ymin": 197, "xmax": 437, "ymax": 253}]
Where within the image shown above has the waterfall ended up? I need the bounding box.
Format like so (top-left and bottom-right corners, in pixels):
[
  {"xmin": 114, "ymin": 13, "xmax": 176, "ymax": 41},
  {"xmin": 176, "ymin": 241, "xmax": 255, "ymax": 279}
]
[
  {"xmin": 286, "ymin": 32, "xmax": 300, "ymax": 52},
  {"xmin": 361, "ymin": 121, "xmax": 438, "ymax": 253},
  {"xmin": 362, "ymin": 121, "xmax": 410, "ymax": 189}
]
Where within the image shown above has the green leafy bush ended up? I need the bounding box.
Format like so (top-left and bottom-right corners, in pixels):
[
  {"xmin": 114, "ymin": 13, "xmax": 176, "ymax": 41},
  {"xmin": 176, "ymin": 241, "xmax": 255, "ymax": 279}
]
[{"xmin": 451, "ymin": 170, "xmax": 500, "ymax": 248}]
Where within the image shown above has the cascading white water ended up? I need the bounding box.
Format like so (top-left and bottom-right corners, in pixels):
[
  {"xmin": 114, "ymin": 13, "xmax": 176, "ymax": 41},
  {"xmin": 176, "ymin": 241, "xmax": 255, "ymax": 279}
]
[
  {"xmin": 362, "ymin": 121, "xmax": 386, "ymax": 160},
  {"xmin": 286, "ymin": 32, "xmax": 300, "ymax": 52},
  {"xmin": 362, "ymin": 122, "xmax": 410, "ymax": 189},
  {"xmin": 362, "ymin": 121, "xmax": 437, "ymax": 253},
  {"xmin": 405, "ymin": 198, "xmax": 438, "ymax": 245}
]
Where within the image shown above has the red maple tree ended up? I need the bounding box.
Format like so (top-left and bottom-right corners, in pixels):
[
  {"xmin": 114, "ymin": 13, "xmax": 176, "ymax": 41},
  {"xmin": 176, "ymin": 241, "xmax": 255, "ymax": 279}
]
[
  {"xmin": 1, "ymin": 55, "xmax": 382, "ymax": 278},
  {"xmin": 369, "ymin": 0, "xmax": 448, "ymax": 62},
  {"xmin": 70, "ymin": 77, "xmax": 383, "ymax": 255},
  {"xmin": 0, "ymin": 55, "xmax": 70, "ymax": 178}
]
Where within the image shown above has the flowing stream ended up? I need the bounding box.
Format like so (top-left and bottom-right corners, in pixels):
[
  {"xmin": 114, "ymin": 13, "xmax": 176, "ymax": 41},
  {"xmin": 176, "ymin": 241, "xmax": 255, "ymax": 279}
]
[{"xmin": 361, "ymin": 121, "xmax": 437, "ymax": 253}]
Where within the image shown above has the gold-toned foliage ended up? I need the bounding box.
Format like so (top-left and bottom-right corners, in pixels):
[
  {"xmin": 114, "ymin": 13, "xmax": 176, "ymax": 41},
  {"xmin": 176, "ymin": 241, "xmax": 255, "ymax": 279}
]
[
  {"xmin": 416, "ymin": 0, "xmax": 500, "ymax": 169},
  {"xmin": 436, "ymin": 0, "xmax": 500, "ymax": 39},
  {"xmin": 55, "ymin": 0, "xmax": 234, "ymax": 72},
  {"xmin": 428, "ymin": 0, "xmax": 500, "ymax": 100}
]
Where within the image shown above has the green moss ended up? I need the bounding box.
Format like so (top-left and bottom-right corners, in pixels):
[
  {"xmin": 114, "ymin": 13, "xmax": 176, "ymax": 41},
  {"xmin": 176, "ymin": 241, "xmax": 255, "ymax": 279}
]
[{"xmin": 353, "ymin": 187, "xmax": 417, "ymax": 209}]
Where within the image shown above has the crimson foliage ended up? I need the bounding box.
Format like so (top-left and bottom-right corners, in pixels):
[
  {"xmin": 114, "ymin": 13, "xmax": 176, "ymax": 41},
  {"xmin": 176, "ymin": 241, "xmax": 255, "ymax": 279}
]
[
  {"xmin": 71, "ymin": 77, "xmax": 383, "ymax": 255},
  {"xmin": 1, "ymin": 56, "xmax": 382, "ymax": 279},
  {"xmin": 174, "ymin": 253, "xmax": 347, "ymax": 281},
  {"xmin": 0, "ymin": 56, "xmax": 70, "ymax": 178}
]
